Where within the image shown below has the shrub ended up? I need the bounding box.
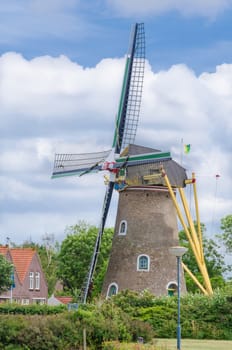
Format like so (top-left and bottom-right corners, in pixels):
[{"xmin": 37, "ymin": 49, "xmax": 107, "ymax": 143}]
[
  {"xmin": 0, "ymin": 289, "xmax": 232, "ymax": 348},
  {"xmin": 0, "ymin": 303, "xmax": 66, "ymax": 315}
]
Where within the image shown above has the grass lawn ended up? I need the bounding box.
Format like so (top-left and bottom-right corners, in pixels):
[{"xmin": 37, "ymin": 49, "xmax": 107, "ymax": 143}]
[{"xmin": 155, "ymin": 338, "xmax": 232, "ymax": 350}]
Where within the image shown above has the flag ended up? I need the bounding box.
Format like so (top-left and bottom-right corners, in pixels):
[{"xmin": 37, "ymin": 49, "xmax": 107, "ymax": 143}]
[{"xmin": 184, "ymin": 144, "xmax": 191, "ymax": 154}]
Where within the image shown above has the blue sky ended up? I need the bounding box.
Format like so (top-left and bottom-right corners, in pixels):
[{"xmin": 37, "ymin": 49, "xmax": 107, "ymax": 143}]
[
  {"xmin": 0, "ymin": 0, "xmax": 231, "ymax": 260},
  {"xmin": 1, "ymin": 1, "xmax": 232, "ymax": 72}
]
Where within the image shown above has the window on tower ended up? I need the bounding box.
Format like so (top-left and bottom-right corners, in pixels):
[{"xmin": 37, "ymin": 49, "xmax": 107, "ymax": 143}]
[
  {"xmin": 118, "ymin": 220, "xmax": 127, "ymax": 235},
  {"xmin": 107, "ymin": 283, "xmax": 118, "ymax": 298},
  {"xmin": 137, "ymin": 255, "xmax": 150, "ymax": 271},
  {"xmin": 167, "ymin": 282, "xmax": 177, "ymax": 296}
]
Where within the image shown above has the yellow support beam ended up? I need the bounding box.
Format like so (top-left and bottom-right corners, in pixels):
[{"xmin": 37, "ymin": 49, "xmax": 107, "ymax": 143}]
[
  {"xmin": 162, "ymin": 168, "xmax": 213, "ymax": 295},
  {"xmin": 182, "ymin": 262, "xmax": 208, "ymax": 295},
  {"xmin": 179, "ymin": 187, "xmax": 202, "ymax": 260},
  {"xmin": 179, "ymin": 187, "xmax": 213, "ymax": 295},
  {"xmin": 192, "ymin": 172, "xmax": 204, "ymax": 262},
  {"xmin": 161, "ymin": 170, "xmax": 201, "ymax": 263}
]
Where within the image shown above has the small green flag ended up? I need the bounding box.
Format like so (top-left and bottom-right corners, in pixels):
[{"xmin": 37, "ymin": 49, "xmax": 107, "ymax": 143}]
[{"xmin": 184, "ymin": 144, "xmax": 191, "ymax": 154}]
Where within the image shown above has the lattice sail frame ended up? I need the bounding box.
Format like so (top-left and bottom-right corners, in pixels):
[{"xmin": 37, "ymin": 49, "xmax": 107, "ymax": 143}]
[
  {"xmin": 52, "ymin": 150, "xmax": 111, "ymax": 178},
  {"xmin": 121, "ymin": 24, "xmax": 145, "ymax": 150},
  {"xmin": 112, "ymin": 23, "xmax": 145, "ymax": 154}
]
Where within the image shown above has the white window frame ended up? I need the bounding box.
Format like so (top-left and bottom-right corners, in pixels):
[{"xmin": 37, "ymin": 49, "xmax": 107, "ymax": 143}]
[
  {"xmin": 29, "ymin": 272, "xmax": 34, "ymax": 290},
  {"xmin": 137, "ymin": 254, "xmax": 150, "ymax": 271},
  {"xmin": 35, "ymin": 272, "xmax": 40, "ymax": 290},
  {"xmin": 22, "ymin": 298, "xmax": 30, "ymax": 305},
  {"xmin": 106, "ymin": 282, "xmax": 118, "ymax": 298},
  {"xmin": 118, "ymin": 220, "xmax": 127, "ymax": 235},
  {"xmin": 32, "ymin": 298, "xmax": 46, "ymax": 305}
]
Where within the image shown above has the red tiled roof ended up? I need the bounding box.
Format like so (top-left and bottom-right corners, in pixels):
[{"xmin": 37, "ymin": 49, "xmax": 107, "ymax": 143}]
[
  {"xmin": 0, "ymin": 246, "xmax": 9, "ymax": 256},
  {"xmin": 55, "ymin": 296, "xmax": 73, "ymax": 304},
  {"xmin": 10, "ymin": 248, "xmax": 36, "ymax": 284}
]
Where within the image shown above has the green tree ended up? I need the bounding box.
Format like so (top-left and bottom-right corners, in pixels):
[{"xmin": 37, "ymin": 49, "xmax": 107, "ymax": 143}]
[
  {"xmin": 39, "ymin": 233, "xmax": 60, "ymax": 296},
  {"xmin": 179, "ymin": 223, "xmax": 227, "ymax": 292},
  {"xmin": 217, "ymin": 214, "xmax": 232, "ymax": 254},
  {"xmin": 0, "ymin": 254, "xmax": 13, "ymax": 293},
  {"xmin": 57, "ymin": 222, "xmax": 113, "ymax": 299}
]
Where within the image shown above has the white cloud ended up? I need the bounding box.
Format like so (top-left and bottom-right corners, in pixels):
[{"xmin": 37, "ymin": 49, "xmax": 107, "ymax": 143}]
[
  {"xmin": 0, "ymin": 53, "xmax": 123, "ymax": 124},
  {"xmin": 107, "ymin": 0, "xmax": 232, "ymax": 17},
  {"xmin": 0, "ymin": 52, "xmax": 231, "ymax": 244}
]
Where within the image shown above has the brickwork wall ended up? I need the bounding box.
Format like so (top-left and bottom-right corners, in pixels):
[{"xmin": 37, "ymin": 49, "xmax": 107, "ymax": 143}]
[{"xmin": 102, "ymin": 186, "xmax": 186, "ymax": 296}]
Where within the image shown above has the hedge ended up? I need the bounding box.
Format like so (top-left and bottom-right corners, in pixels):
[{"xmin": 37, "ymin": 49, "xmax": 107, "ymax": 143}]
[
  {"xmin": 112, "ymin": 289, "xmax": 232, "ymax": 340},
  {"xmin": 0, "ymin": 289, "xmax": 232, "ymax": 349},
  {"xmin": 0, "ymin": 303, "xmax": 66, "ymax": 315}
]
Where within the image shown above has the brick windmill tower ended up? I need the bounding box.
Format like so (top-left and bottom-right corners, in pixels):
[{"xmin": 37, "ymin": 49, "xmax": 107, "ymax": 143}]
[
  {"xmin": 52, "ymin": 23, "xmax": 212, "ymax": 302},
  {"xmin": 101, "ymin": 144, "xmax": 187, "ymax": 297}
]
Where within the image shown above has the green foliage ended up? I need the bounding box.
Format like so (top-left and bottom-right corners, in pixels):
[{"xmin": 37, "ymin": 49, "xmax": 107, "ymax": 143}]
[
  {"xmin": 0, "ymin": 303, "xmax": 66, "ymax": 315},
  {"xmin": 0, "ymin": 313, "xmax": 82, "ymax": 350},
  {"xmin": 73, "ymin": 300, "xmax": 154, "ymax": 347},
  {"xmin": 0, "ymin": 301, "xmax": 154, "ymax": 349},
  {"xmin": 0, "ymin": 254, "xmax": 13, "ymax": 293},
  {"xmin": 180, "ymin": 292, "xmax": 232, "ymax": 340},
  {"xmin": 57, "ymin": 222, "xmax": 113, "ymax": 298},
  {"xmin": 111, "ymin": 290, "xmax": 232, "ymax": 340},
  {"xmin": 38, "ymin": 234, "xmax": 60, "ymax": 296},
  {"xmin": 217, "ymin": 214, "xmax": 232, "ymax": 254},
  {"xmin": 112, "ymin": 289, "xmax": 155, "ymax": 313},
  {"xmin": 1, "ymin": 290, "xmax": 232, "ymax": 348},
  {"xmin": 0, "ymin": 315, "xmax": 26, "ymax": 349},
  {"xmin": 179, "ymin": 223, "xmax": 227, "ymax": 292}
]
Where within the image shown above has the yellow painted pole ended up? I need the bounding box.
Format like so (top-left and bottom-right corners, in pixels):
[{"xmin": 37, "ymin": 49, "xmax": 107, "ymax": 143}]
[
  {"xmin": 179, "ymin": 187, "xmax": 202, "ymax": 261},
  {"xmin": 181, "ymin": 190, "xmax": 213, "ymax": 294},
  {"xmin": 162, "ymin": 169, "xmax": 213, "ymax": 295},
  {"xmin": 179, "ymin": 187, "xmax": 213, "ymax": 294},
  {"xmin": 192, "ymin": 172, "xmax": 204, "ymax": 261},
  {"xmin": 186, "ymin": 175, "xmax": 213, "ymax": 295},
  {"xmin": 182, "ymin": 262, "xmax": 208, "ymax": 295},
  {"xmin": 161, "ymin": 170, "xmax": 201, "ymax": 262}
]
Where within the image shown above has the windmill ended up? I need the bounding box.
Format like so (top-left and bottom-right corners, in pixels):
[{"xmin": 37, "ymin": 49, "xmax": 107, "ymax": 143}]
[{"xmin": 52, "ymin": 23, "xmax": 213, "ymax": 302}]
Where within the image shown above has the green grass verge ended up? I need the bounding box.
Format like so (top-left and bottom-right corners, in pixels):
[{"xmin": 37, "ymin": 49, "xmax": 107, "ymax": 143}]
[
  {"xmin": 156, "ymin": 338, "xmax": 232, "ymax": 350},
  {"xmin": 103, "ymin": 339, "xmax": 232, "ymax": 350}
]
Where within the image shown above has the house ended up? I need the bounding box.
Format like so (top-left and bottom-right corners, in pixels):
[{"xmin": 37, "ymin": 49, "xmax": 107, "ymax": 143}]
[
  {"xmin": 47, "ymin": 294, "xmax": 73, "ymax": 306},
  {"xmin": 0, "ymin": 246, "xmax": 48, "ymax": 304}
]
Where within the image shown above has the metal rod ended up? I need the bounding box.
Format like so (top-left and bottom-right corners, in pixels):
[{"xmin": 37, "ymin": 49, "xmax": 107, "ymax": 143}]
[
  {"xmin": 83, "ymin": 328, "xmax": 87, "ymax": 350},
  {"xmin": 177, "ymin": 256, "xmax": 181, "ymax": 350}
]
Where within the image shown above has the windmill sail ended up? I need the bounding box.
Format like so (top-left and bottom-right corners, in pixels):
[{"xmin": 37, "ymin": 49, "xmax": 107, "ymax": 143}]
[
  {"xmin": 79, "ymin": 23, "xmax": 146, "ymax": 303},
  {"xmin": 79, "ymin": 181, "xmax": 114, "ymax": 304},
  {"xmin": 52, "ymin": 150, "xmax": 111, "ymax": 178},
  {"xmin": 112, "ymin": 23, "xmax": 145, "ymax": 154},
  {"xmin": 52, "ymin": 23, "xmax": 146, "ymax": 304}
]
